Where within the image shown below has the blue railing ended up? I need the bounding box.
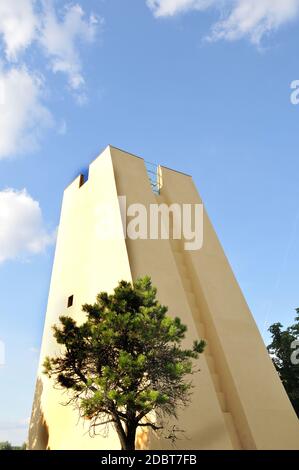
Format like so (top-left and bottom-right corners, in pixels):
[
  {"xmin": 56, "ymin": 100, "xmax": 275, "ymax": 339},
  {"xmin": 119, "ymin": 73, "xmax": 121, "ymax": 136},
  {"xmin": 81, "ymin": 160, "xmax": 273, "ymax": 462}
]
[{"xmin": 145, "ymin": 161, "xmax": 162, "ymax": 195}]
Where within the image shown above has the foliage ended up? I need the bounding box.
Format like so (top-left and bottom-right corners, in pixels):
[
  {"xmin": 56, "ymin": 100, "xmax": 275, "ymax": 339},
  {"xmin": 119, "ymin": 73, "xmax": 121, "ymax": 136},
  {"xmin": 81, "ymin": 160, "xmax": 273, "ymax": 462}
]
[
  {"xmin": 267, "ymin": 309, "xmax": 299, "ymax": 418},
  {"xmin": 43, "ymin": 276, "xmax": 205, "ymax": 449},
  {"xmin": 0, "ymin": 441, "xmax": 26, "ymax": 450},
  {"xmin": 0, "ymin": 441, "xmax": 12, "ymax": 450}
]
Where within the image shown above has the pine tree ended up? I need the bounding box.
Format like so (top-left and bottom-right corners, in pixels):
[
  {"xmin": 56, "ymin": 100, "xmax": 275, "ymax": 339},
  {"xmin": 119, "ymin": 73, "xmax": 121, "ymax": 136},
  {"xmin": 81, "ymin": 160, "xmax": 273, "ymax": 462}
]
[{"xmin": 43, "ymin": 276, "xmax": 205, "ymax": 450}]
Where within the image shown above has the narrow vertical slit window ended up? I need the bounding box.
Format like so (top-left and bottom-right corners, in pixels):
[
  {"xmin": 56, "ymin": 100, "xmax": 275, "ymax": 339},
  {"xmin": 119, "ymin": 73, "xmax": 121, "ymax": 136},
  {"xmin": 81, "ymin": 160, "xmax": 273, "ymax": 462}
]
[{"xmin": 67, "ymin": 295, "xmax": 74, "ymax": 308}]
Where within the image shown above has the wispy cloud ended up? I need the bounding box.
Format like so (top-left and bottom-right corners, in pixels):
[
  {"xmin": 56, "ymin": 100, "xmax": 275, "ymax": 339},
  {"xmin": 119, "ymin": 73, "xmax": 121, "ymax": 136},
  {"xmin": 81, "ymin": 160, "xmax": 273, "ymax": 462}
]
[
  {"xmin": 147, "ymin": 0, "xmax": 216, "ymax": 17},
  {"xmin": 209, "ymin": 0, "xmax": 299, "ymax": 45},
  {"xmin": 0, "ymin": 1, "xmax": 100, "ymax": 88},
  {"xmin": 40, "ymin": 2, "xmax": 99, "ymax": 92},
  {"xmin": 147, "ymin": 0, "xmax": 299, "ymax": 45},
  {"xmin": 0, "ymin": 1, "xmax": 101, "ymax": 159},
  {"xmin": 0, "ymin": 188, "xmax": 56, "ymax": 264},
  {"xmin": 0, "ymin": 0, "xmax": 38, "ymax": 60},
  {"xmin": 0, "ymin": 67, "xmax": 53, "ymax": 159}
]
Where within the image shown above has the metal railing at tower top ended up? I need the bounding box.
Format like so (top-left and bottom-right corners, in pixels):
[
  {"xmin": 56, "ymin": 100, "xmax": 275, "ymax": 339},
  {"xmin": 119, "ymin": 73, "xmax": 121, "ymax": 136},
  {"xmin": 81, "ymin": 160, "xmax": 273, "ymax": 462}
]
[{"xmin": 145, "ymin": 161, "xmax": 162, "ymax": 195}]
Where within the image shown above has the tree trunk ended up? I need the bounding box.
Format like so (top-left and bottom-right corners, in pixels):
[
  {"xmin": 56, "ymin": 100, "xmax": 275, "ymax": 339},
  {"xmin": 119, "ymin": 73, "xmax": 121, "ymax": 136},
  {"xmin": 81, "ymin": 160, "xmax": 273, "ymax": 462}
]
[
  {"xmin": 123, "ymin": 425, "xmax": 137, "ymax": 450},
  {"xmin": 114, "ymin": 420, "xmax": 128, "ymax": 451},
  {"xmin": 114, "ymin": 421, "xmax": 137, "ymax": 450}
]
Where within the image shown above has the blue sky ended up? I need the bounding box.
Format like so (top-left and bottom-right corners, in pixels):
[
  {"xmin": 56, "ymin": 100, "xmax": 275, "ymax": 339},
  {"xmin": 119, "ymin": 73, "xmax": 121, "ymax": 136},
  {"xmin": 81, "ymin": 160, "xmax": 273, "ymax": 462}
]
[{"xmin": 0, "ymin": 0, "xmax": 299, "ymax": 444}]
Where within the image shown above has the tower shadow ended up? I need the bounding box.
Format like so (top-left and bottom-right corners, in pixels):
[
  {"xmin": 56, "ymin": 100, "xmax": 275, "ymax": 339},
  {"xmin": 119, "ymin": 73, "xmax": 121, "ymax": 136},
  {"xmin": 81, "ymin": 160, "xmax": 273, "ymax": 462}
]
[{"xmin": 28, "ymin": 378, "xmax": 49, "ymax": 450}]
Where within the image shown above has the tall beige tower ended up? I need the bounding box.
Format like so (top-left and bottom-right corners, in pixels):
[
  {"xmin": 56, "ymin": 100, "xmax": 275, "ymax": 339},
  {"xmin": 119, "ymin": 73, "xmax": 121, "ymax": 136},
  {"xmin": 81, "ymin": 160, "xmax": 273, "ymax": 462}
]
[{"xmin": 28, "ymin": 146, "xmax": 299, "ymax": 450}]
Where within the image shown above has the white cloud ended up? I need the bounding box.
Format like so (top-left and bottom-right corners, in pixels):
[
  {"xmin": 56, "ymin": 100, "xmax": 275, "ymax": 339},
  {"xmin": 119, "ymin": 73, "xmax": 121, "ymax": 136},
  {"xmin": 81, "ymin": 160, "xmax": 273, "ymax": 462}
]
[
  {"xmin": 0, "ymin": 0, "xmax": 38, "ymax": 60},
  {"xmin": 210, "ymin": 0, "xmax": 299, "ymax": 44},
  {"xmin": 0, "ymin": 188, "xmax": 55, "ymax": 263},
  {"xmin": 40, "ymin": 2, "xmax": 98, "ymax": 90},
  {"xmin": 147, "ymin": 0, "xmax": 216, "ymax": 17},
  {"xmin": 0, "ymin": 0, "xmax": 100, "ymax": 91},
  {"xmin": 0, "ymin": 67, "xmax": 53, "ymax": 159},
  {"xmin": 147, "ymin": 0, "xmax": 299, "ymax": 44},
  {"xmin": 0, "ymin": 1, "xmax": 101, "ymax": 158}
]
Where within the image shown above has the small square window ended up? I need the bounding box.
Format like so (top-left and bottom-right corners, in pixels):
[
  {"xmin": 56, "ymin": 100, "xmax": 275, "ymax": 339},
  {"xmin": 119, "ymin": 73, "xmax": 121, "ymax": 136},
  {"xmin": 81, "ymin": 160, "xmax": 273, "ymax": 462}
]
[{"xmin": 67, "ymin": 295, "xmax": 74, "ymax": 308}]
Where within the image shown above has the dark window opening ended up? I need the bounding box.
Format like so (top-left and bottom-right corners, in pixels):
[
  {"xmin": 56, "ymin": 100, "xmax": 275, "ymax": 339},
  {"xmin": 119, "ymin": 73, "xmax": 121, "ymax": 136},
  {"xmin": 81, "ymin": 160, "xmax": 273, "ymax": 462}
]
[
  {"xmin": 79, "ymin": 168, "xmax": 89, "ymax": 187},
  {"xmin": 67, "ymin": 295, "xmax": 74, "ymax": 308}
]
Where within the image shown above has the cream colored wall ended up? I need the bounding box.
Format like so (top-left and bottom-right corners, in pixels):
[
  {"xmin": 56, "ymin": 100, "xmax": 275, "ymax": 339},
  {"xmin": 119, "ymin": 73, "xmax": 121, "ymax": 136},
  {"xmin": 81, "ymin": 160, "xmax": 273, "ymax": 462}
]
[
  {"xmin": 29, "ymin": 145, "xmax": 299, "ymax": 450},
  {"xmin": 29, "ymin": 147, "xmax": 133, "ymax": 450}
]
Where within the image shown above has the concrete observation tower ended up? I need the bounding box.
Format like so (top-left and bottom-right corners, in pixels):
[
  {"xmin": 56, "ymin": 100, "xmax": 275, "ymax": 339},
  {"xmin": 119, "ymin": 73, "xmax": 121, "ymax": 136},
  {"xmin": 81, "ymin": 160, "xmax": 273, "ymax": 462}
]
[{"xmin": 28, "ymin": 146, "xmax": 299, "ymax": 450}]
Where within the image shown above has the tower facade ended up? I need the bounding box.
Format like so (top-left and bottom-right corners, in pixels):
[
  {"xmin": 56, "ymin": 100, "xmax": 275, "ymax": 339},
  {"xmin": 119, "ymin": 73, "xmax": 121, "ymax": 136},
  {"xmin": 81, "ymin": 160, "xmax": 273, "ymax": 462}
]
[{"xmin": 28, "ymin": 146, "xmax": 299, "ymax": 450}]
